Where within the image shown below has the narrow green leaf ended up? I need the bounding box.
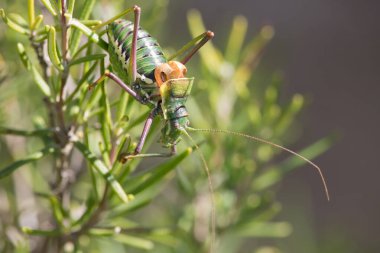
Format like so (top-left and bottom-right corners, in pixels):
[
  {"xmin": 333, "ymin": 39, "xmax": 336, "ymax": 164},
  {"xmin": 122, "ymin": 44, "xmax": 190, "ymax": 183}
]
[
  {"xmin": 83, "ymin": 122, "xmax": 99, "ymax": 201},
  {"xmin": 79, "ymin": 19, "xmax": 102, "ymax": 27},
  {"xmin": 109, "ymin": 184, "xmax": 160, "ymax": 218},
  {"xmin": 68, "ymin": 54, "xmax": 105, "ymax": 67},
  {"xmin": 0, "ymin": 9, "xmax": 30, "ymax": 35},
  {"xmin": 0, "ymin": 147, "xmax": 55, "ymax": 179},
  {"xmin": 17, "ymin": 43, "xmax": 31, "ymax": 70},
  {"xmin": 69, "ymin": 19, "xmax": 107, "ymax": 50},
  {"xmin": 17, "ymin": 43, "xmax": 51, "ymax": 95},
  {"xmin": 0, "ymin": 126, "xmax": 52, "ymax": 137},
  {"xmin": 73, "ymin": 141, "xmax": 132, "ymax": 203},
  {"xmin": 71, "ymin": 40, "xmax": 93, "ymax": 60},
  {"xmin": 263, "ymin": 87, "xmax": 279, "ymax": 116},
  {"xmin": 22, "ymin": 227, "xmax": 60, "ymax": 236},
  {"xmin": 145, "ymin": 230, "xmax": 179, "ymax": 248},
  {"xmin": 110, "ymin": 134, "xmax": 129, "ymax": 174},
  {"xmin": 31, "ymin": 15, "xmax": 44, "ymax": 31},
  {"xmin": 116, "ymin": 92, "xmax": 129, "ymax": 123},
  {"xmin": 39, "ymin": 0, "xmax": 58, "ymax": 16},
  {"xmin": 68, "ymin": 0, "xmax": 76, "ymax": 14},
  {"xmin": 49, "ymin": 196, "xmax": 65, "ymax": 227},
  {"xmin": 225, "ymin": 15, "xmax": 247, "ymax": 65},
  {"xmin": 88, "ymin": 228, "xmax": 116, "ymax": 236},
  {"xmin": 274, "ymin": 94, "xmax": 304, "ymax": 136},
  {"xmin": 241, "ymin": 25, "xmax": 275, "ymax": 64},
  {"xmin": 124, "ymin": 148, "xmax": 193, "ymax": 194},
  {"xmin": 69, "ymin": 0, "xmax": 96, "ymax": 53},
  {"xmin": 47, "ymin": 26, "xmax": 64, "ymax": 70},
  {"xmin": 234, "ymin": 26, "xmax": 275, "ymax": 98},
  {"xmin": 82, "ymin": 80, "xmax": 102, "ymax": 118},
  {"xmin": 31, "ymin": 67, "xmax": 52, "ymax": 96},
  {"xmin": 34, "ymin": 33, "xmax": 48, "ymax": 43},
  {"xmin": 35, "ymin": 25, "xmax": 49, "ymax": 36},
  {"xmin": 65, "ymin": 61, "xmax": 98, "ymax": 104},
  {"xmin": 98, "ymin": 141, "xmax": 111, "ymax": 168},
  {"xmin": 262, "ymin": 74, "xmax": 282, "ymax": 120},
  {"xmin": 8, "ymin": 13, "xmax": 28, "ymax": 27},
  {"xmin": 113, "ymin": 234, "xmax": 154, "ymax": 250},
  {"xmin": 57, "ymin": 0, "xmax": 62, "ymax": 13},
  {"xmin": 99, "ymin": 60, "xmax": 113, "ymax": 153},
  {"xmin": 237, "ymin": 202, "xmax": 281, "ymax": 228},
  {"xmin": 28, "ymin": 0, "xmax": 35, "ymax": 29}
]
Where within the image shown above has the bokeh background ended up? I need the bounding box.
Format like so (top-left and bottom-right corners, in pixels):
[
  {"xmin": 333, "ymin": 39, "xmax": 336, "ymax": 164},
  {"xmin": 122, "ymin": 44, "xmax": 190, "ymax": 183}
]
[
  {"xmin": 168, "ymin": 0, "xmax": 379, "ymax": 252},
  {"xmin": 0, "ymin": 0, "xmax": 378, "ymax": 252}
]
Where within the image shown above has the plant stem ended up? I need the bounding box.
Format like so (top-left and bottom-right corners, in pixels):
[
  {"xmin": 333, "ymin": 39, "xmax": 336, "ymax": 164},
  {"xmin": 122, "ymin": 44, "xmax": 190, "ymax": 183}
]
[
  {"xmin": 58, "ymin": 0, "xmax": 69, "ymax": 132},
  {"xmin": 71, "ymin": 185, "xmax": 110, "ymax": 241}
]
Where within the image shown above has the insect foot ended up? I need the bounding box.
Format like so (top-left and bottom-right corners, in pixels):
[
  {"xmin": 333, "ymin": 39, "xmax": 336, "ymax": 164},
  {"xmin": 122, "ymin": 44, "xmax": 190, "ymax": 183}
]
[{"xmin": 118, "ymin": 152, "xmax": 135, "ymax": 164}]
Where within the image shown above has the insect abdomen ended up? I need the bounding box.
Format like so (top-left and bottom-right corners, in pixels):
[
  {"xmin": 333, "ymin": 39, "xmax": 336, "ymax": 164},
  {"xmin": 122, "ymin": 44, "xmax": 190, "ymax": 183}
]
[{"xmin": 107, "ymin": 19, "xmax": 166, "ymax": 80}]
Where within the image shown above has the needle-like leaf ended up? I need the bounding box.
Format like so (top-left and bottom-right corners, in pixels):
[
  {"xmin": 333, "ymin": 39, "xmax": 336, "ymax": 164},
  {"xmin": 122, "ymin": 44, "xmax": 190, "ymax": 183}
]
[
  {"xmin": 74, "ymin": 141, "xmax": 132, "ymax": 204},
  {"xmin": 0, "ymin": 147, "xmax": 55, "ymax": 178}
]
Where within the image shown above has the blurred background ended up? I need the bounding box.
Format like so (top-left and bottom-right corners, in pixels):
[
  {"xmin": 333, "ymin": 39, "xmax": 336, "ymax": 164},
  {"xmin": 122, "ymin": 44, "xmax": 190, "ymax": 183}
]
[
  {"xmin": 166, "ymin": 0, "xmax": 379, "ymax": 252},
  {"xmin": 0, "ymin": 0, "xmax": 378, "ymax": 252}
]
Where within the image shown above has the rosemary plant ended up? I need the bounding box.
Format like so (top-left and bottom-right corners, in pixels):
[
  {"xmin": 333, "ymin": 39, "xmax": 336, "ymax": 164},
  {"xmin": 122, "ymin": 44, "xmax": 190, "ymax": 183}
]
[{"xmin": 0, "ymin": 1, "xmax": 332, "ymax": 252}]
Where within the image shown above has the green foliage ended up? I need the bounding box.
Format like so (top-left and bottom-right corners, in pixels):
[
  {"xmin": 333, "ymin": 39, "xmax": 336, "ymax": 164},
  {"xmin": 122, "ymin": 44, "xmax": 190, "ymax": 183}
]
[{"xmin": 0, "ymin": 1, "xmax": 331, "ymax": 252}]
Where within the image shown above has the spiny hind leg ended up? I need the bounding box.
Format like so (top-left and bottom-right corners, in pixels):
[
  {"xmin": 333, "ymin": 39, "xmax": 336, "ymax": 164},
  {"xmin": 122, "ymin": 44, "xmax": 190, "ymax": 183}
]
[
  {"xmin": 98, "ymin": 5, "xmax": 142, "ymax": 83},
  {"xmin": 128, "ymin": 6, "xmax": 141, "ymax": 84},
  {"xmin": 89, "ymin": 6, "xmax": 143, "ymax": 102},
  {"xmin": 167, "ymin": 30, "xmax": 214, "ymax": 64}
]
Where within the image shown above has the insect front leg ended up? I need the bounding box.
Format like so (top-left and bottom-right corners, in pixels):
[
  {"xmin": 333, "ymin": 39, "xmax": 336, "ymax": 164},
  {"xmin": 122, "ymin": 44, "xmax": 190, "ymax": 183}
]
[
  {"xmin": 90, "ymin": 70, "xmax": 148, "ymax": 105},
  {"xmin": 167, "ymin": 31, "xmax": 214, "ymax": 64}
]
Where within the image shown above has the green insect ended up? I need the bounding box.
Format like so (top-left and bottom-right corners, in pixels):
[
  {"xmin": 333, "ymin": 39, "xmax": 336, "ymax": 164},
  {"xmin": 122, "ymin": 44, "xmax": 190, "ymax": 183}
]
[
  {"xmin": 90, "ymin": 5, "xmax": 330, "ymax": 252},
  {"xmin": 92, "ymin": 6, "xmax": 214, "ymax": 160}
]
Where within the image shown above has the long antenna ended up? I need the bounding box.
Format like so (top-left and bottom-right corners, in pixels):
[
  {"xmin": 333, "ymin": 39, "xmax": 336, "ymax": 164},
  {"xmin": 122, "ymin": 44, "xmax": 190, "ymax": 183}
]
[
  {"xmin": 182, "ymin": 129, "xmax": 216, "ymax": 252},
  {"xmin": 186, "ymin": 127, "xmax": 330, "ymax": 201}
]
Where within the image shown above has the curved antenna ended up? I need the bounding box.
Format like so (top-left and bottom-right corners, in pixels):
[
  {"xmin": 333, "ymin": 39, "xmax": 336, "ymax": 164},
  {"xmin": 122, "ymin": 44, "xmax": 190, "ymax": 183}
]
[
  {"xmin": 181, "ymin": 129, "xmax": 216, "ymax": 252},
  {"xmin": 186, "ymin": 127, "xmax": 330, "ymax": 201}
]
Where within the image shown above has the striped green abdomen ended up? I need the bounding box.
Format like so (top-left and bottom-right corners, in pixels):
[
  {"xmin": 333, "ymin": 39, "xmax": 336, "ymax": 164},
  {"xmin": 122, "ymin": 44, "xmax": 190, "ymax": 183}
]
[{"xmin": 107, "ymin": 19, "xmax": 167, "ymax": 82}]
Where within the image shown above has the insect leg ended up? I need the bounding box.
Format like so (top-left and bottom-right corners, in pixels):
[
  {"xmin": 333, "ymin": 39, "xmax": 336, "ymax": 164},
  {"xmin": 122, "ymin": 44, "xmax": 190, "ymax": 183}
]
[
  {"xmin": 119, "ymin": 109, "xmax": 176, "ymax": 163},
  {"xmin": 120, "ymin": 146, "xmax": 176, "ymax": 162},
  {"xmin": 93, "ymin": 5, "xmax": 140, "ymax": 31},
  {"xmin": 167, "ymin": 31, "xmax": 214, "ymax": 64},
  {"xmin": 90, "ymin": 70, "xmax": 147, "ymax": 105},
  {"xmin": 134, "ymin": 109, "xmax": 156, "ymax": 155},
  {"xmin": 128, "ymin": 6, "xmax": 141, "ymax": 84}
]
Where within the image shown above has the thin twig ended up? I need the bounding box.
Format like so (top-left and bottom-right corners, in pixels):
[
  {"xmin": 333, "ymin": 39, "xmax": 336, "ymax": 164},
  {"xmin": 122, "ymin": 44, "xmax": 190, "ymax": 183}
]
[
  {"xmin": 59, "ymin": 0, "xmax": 69, "ymax": 103},
  {"xmin": 71, "ymin": 185, "xmax": 110, "ymax": 241}
]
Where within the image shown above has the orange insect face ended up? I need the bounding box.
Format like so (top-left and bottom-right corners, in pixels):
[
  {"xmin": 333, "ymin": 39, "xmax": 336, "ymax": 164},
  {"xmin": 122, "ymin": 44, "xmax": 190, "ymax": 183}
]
[{"xmin": 154, "ymin": 61, "xmax": 188, "ymax": 87}]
